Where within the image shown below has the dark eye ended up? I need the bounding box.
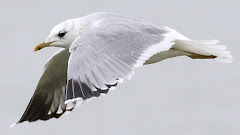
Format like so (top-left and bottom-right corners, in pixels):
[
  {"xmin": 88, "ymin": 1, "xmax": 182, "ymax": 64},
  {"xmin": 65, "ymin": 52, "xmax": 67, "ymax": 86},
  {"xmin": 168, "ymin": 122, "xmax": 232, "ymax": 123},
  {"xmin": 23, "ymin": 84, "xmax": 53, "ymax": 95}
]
[{"xmin": 58, "ymin": 31, "xmax": 66, "ymax": 38}]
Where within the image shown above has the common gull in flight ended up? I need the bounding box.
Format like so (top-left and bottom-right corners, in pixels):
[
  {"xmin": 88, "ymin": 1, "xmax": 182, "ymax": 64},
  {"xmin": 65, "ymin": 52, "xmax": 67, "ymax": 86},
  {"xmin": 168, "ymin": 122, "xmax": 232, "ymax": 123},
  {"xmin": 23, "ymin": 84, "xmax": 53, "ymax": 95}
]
[{"xmin": 11, "ymin": 12, "xmax": 233, "ymax": 127}]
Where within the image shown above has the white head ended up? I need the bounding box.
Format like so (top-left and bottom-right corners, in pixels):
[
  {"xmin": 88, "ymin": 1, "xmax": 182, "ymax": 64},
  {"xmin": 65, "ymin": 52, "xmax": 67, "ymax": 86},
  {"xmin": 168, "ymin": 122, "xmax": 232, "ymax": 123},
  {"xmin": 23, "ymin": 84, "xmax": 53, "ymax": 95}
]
[{"xmin": 34, "ymin": 18, "xmax": 83, "ymax": 52}]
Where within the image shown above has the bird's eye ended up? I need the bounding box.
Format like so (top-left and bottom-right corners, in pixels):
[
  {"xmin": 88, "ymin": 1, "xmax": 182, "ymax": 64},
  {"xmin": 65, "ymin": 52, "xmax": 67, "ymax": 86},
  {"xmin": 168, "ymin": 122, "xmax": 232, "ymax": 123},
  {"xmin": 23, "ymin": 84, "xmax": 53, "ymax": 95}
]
[{"xmin": 58, "ymin": 31, "xmax": 66, "ymax": 38}]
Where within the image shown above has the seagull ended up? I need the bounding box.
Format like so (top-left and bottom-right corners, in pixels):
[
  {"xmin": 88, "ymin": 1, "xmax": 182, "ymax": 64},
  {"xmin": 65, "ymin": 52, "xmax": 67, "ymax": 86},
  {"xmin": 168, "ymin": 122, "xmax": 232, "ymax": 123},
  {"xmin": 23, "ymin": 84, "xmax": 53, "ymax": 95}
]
[{"xmin": 12, "ymin": 12, "xmax": 233, "ymax": 126}]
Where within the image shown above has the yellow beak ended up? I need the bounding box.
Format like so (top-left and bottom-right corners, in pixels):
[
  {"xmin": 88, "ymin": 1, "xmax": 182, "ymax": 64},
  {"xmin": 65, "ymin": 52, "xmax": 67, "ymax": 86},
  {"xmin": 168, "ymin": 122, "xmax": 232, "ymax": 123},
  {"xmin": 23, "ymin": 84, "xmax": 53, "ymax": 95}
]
[{"xmin": 33, "ymin": 41, "xmax": 54, "ymax": 52}]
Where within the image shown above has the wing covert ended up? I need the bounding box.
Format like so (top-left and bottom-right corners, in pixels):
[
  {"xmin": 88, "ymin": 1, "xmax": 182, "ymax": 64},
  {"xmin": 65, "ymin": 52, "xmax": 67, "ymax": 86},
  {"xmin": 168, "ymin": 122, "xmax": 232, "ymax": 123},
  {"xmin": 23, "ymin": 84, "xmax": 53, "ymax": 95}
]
[{"xmin": 66, "ymin": 19, "xmax": 176, "ymax": 105}]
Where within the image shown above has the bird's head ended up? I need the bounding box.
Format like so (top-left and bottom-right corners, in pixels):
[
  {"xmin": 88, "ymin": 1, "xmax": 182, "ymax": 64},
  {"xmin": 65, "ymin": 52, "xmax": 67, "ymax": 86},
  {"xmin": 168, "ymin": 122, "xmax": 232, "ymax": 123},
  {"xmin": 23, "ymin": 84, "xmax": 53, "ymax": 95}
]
[{"xmin": 34, "ymin": 18, "xmax": 83, "ymax": 52}]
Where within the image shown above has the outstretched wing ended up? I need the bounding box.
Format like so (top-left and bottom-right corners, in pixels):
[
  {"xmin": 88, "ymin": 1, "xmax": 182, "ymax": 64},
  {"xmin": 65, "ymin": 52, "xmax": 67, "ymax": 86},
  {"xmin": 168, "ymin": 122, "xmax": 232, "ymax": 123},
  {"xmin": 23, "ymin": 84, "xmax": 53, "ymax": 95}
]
[
  {"xmin": 16, "ymin": 49, "xmax": 75, "ymax": 124},
  {"xmin": 65, "ymin": 18, "xmax": 176, "ymax": 105}
]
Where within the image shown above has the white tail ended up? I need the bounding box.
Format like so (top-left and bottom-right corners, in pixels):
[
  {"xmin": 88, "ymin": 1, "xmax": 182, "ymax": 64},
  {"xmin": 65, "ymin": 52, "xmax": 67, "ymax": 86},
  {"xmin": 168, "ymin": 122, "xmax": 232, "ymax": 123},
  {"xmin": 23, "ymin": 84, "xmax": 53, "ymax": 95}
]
[{"xmin": 173, "ymin": 39, "xmax": 234, "ymax": 63}]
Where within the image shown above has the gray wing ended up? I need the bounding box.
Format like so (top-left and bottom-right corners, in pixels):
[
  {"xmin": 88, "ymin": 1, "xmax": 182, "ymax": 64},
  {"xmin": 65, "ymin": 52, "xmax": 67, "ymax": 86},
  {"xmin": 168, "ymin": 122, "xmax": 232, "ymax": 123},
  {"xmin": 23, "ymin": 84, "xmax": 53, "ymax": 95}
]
[
  {"xmin": 17, "ymin": 49, "xmax": 75, "ymax": 124},
  {"xmin": 65, "ymin": 19, "xmax": 176, "ymax": 104}
]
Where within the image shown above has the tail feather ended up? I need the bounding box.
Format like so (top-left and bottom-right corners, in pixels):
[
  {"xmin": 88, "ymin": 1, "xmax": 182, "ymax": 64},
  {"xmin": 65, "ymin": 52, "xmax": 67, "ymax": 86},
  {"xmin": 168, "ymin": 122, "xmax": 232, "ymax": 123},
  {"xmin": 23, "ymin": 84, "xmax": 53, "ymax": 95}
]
[
  {"xmin": 194, "ymin": 40, "xmax": 219, "ymax": 44},
  {"xmin": 173, "ymin": 39, "xmax": 234, "ymax": 63}
]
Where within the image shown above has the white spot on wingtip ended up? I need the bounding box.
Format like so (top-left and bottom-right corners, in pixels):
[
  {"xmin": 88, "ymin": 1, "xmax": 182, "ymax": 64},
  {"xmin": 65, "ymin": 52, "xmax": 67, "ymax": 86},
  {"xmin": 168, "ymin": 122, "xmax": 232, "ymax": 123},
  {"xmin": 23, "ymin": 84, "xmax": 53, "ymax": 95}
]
[
  {"xmin": 64, "ymin": 99, "xmax": 73, "ymax": 105},
  {"xmin": 64, "ymin": 111, "xmax": 71, "ymax": 115},
  {"xmin": 75, "ymin": 98, "xmax": 84, "ymax": 107},
  {"xmin": 85, "ymin": 98, "xmax": 92, "ymax": 102},
  {"xmin": 10, "ymin": 123, "xmax": 16, "ymax": 128},
  {"xmin": 100, "ymin": 93, "xmax": 107, "ymax": 96},
  {"xmin": 109, "ymin": 87, "xmax": 116, "ymax": 91},
  {"xmin": 118, "ymin": 79, "xmax": 124, "ymax": 83}
]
